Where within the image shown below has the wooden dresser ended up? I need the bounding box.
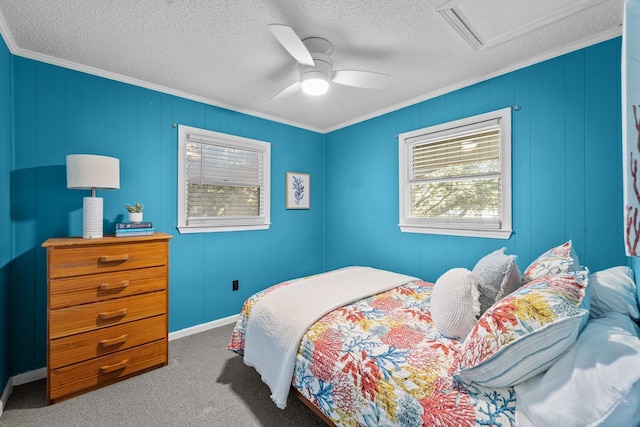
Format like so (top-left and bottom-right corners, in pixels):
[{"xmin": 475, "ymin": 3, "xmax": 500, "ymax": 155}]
[{"xmin": 42, "ymin": 232, "xmax": 172, "ymax": 404}]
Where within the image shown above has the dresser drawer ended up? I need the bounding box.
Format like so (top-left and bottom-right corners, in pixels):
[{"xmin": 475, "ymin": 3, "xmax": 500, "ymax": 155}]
[
  {"xmin": 49, "ymin": 314, "xmax": 167, "ymax": 369},
  {"xmin": 47, "ymin": 241, "xmax": 167, "ymax": 279},
  {"xmin": 49, "ymin": 267, "xmax": 166, "ymax": 309},
  {"xmin": 48, "ymin": 340, "xmax": 167, "ymax": 403},
  {"xmin": 49, "ymin": 291, "xmax": 166, "ymax": 339}
]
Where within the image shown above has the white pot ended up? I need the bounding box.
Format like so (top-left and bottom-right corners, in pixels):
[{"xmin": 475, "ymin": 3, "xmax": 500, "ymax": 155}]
[{"xmin": 129, "ymin": 212, "xmax": 143, "ymax": 223}]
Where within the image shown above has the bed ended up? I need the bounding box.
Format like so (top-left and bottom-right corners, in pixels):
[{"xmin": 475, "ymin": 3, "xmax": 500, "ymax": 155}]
[{"xmin": 228, "ymin": 242, "xmax": 640, "ymax": 426}]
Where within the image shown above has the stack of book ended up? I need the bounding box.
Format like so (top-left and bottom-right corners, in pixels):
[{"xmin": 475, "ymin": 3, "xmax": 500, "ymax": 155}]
[{"xmin": 115, "ymin": 221, "xmax": 154, "ymax": 237}]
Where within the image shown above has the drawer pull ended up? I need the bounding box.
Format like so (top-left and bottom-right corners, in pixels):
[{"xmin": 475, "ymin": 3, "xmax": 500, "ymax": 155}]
[
  {"xmin": 99, "ymin": 358, "xmax": 129, "ymax": 374},
  {"xmin": 98, "ymin": 280, "xmax": 129, "ymax": 291},
  {"xmin": 99, "ymin": 334, "xmax": 129, "ymax": 347},
  {"xmin": 98, "ymin": 308, "xmax": 128, "ymax": 320},
  {"xmin": 99, "ymin": 254, "xmax": 130, "ymax": 263}
]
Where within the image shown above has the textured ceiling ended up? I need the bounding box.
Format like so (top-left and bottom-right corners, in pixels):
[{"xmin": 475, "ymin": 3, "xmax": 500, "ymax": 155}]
[{"xmin": 0, "ymin": 0, "xmax": 625, "ymax": 133}]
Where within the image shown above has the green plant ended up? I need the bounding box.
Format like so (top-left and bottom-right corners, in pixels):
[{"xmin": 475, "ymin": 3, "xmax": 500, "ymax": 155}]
[{"xmin": 125, "ymin": 203, "xmax": 144, "ymax": 213}]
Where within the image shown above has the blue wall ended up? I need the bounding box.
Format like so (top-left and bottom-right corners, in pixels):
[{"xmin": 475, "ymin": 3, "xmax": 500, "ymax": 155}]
[
  {"xmin": 8, "ymin": 56, "xmax": 325, "ymax": 376},
  {"xmin": 0, "ymin": 34, "xmax": 630, "ymax": 393},
  {"xmin": 324, "ymin": 38, "xmax": 625, "ymax": 281},
  {"xmin": 0, "ymin": 33, "xmax": 11, "ymax": 391}
]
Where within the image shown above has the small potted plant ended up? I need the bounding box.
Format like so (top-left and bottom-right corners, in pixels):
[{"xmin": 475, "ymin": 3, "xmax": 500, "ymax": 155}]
[{"xmin": 125, "ymin": 203, "xmax": 144, "ymax": 223}]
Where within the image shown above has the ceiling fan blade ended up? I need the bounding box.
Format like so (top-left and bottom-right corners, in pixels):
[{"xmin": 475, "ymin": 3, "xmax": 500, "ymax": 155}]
[
  {"xmin": 268, "ymin": 24, "xmax": 315, "ymax": 67},
  {"xmin": 332, "ymin": 70, "xmax": 390, "ymax": 89},
  {"xmin": 270, "ymin": 81, "xmax": 301, "ymax": 101}
]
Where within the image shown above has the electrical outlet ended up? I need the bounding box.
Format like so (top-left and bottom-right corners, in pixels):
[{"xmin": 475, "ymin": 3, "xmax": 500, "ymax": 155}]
[{"xmin": 232, "ymin": 280, "xmax": 239, "ymax": 291}]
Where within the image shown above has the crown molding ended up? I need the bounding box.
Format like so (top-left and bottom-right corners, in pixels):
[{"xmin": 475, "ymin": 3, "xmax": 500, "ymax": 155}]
[{"xmin": 325, "ymin": 27, "xmax": 621, "ymax": 133}]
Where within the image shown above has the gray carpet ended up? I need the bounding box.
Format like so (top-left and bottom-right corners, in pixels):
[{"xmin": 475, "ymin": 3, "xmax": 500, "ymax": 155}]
[{"xmin": 0, "ymin": 323, "xmax": 327, "ymax": 427}]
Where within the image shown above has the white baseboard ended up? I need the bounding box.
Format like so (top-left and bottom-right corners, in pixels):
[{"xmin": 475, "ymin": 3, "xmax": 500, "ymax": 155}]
[
  {"xmin": 0, "ymin": 315, "xmax": 239, "ymax": 415},
  {"xmin": 12, "ymin": 367, "xmax": 46, "ymax": 386},
  {"xmin": 0, "ymin": 376, "xmax": 12, "ymax": 418},
  {"xmin": 0, "ymin": 366, "xmax": 47, "ymax": 417},
  {"xmin": 168, "ymin": 313, "xmax": 239, "ymax": 341}
]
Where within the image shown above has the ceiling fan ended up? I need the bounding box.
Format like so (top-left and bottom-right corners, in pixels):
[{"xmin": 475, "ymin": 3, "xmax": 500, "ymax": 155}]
[{"xmin": 268, "ymin": 24, "xmax": 390, "ymax": 100}]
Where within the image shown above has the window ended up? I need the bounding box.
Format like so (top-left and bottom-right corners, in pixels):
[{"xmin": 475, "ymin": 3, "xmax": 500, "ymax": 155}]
[
  {"xmin": 398, "ymin": 107, "xmax": 512, "ymax": 239},
  {"xmin": 178, "ymin": 125, "xmax": 270, "ymax": 233}
]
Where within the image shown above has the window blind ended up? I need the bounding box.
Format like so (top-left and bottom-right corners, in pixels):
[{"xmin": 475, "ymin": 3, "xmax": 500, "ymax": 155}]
[
  {"xmin": 411, "ymin": 125, "xmax": 500, "ymax": 180},
  {"xmin": 408, "ymin": 123, "xmax": 501, "ymax": 224},
  {"xmin": 185, "ymin": 134, "xmax": 264, "ymax": 225}
]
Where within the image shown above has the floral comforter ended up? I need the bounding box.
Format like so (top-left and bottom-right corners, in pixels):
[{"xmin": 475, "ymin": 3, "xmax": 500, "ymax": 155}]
[{"xmin": 228, "ymin": 272, "xmax": 516, "ymax": 426}]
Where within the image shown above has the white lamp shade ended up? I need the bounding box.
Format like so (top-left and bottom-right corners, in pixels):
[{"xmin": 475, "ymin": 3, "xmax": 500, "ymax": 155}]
[
  {"xmin": 66, "ymin": 154, "xmax": 120, "ymax": 190},
  {"xmin": 66, "ymin": 154, "xmax": 120, "ymax": 239}
]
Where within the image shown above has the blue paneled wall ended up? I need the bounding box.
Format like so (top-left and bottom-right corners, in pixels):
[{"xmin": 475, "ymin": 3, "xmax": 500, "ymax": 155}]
[
  {"xmin": 324, "ymin": 38, "xmax": 625, "ymax": 281},
  {"xmin": 8, "ymin": 56, "xmax": 325, "ymax": 376},
  {"xmin": 0, "ymin": 32, "xmax": 11, "ymax": 391},
  {"xmin": 0, "ymin": 33, "xmax": 631, "ymax": 395}
]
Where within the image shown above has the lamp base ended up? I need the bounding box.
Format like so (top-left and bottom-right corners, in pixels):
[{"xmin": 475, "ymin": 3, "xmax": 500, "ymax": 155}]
[{"xmin": 83, "ymin": 196, "xmax": 103, "ymax": 239}]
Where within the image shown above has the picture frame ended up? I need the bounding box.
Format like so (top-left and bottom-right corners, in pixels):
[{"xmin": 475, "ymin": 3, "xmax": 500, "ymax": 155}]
[{"xmin": 286, "ymin": 172, "xmax": 310, "ymax": 209}]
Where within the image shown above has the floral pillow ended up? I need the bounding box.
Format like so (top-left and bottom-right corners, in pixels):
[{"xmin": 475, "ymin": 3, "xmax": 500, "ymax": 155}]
[
  {"xmin": 522, "ymin": 240, "xmax": 580, "ymax": 283},
  {"xmin": 454, "ymin": 268, "xmax": 590, "ymax": 388}
]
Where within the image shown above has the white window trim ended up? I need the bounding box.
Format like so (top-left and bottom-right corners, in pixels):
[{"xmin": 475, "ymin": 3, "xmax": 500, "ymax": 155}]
[
  {"xmin": 398, "ymin": 107, "xmax": 512, "ymax": 239},
  {"xmin": 177, "ymin": 125, "xmax": 271, "ymax": 234}
]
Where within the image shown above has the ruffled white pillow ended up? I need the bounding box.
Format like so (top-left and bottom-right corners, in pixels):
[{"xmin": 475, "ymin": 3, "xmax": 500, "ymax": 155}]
[
  {"xmin": 431, "ymin": 268, "xmax": 481, "ymax": 340},
  {"xmin": 472, "ymin": 248, "xmax": 521, "ymax": 314}
]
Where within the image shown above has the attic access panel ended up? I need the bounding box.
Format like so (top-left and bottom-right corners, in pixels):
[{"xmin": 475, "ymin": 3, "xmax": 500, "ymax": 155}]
[{"xmin": 438, "ymin": 0, "xmax": 607, "ymax": 50}]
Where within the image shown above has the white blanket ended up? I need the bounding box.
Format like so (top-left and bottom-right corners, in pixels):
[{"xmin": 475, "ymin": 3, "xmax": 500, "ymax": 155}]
[{"xmin": 243, "ymin": 266, "xmax": 418, "ymax": 408}]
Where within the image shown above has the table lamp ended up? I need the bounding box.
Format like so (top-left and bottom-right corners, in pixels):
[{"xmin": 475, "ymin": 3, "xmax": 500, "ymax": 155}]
[{"xmin": 66, "ymin": 154, "xmax": 120, "ymax": 238}]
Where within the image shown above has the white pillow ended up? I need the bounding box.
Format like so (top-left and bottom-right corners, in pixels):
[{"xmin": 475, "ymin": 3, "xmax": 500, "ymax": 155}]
[
  {"xmin": 431, "ymin": 268, "xmax": 480, "ymax": 340},
  {"xmin": 589, "ymin": 266, "xmax": 639, "ymax": 320},
  {"xmin": 515, "ymin": 312, "xmax": 640, "ymax": 427}
]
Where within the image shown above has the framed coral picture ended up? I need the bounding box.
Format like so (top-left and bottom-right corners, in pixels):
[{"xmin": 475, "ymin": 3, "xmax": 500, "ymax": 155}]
[{"xmin": 286, "ymin": 172, "xmax": 310, "ymax": 209}]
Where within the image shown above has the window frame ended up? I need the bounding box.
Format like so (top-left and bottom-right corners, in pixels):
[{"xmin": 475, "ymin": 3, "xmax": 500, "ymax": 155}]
[
  {"xmin": 177, "ymin": 124, "xmax": 271, "ymax": 234},
  {"xmin": 398, "ymin": 107, "xmax": 512, "ymax": 239}
]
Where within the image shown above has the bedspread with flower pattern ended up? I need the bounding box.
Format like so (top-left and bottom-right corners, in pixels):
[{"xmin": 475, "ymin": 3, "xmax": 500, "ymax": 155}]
[{"xmin": 228, "ymin": 273, "xmax": 516, "ymax": 426}]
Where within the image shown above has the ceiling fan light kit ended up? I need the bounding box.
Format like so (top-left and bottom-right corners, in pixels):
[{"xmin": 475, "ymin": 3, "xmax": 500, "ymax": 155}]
[
  {"xmin": 300, "ymin": 50, "xmax": 332, "ymax": 95},
  {"xmin": 268, "ymin": 24, "xmax": 390, "ymax": 99},
  {"xmin": 301, "ymin": 71, "xmax": 330, "ymax": 95}
]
